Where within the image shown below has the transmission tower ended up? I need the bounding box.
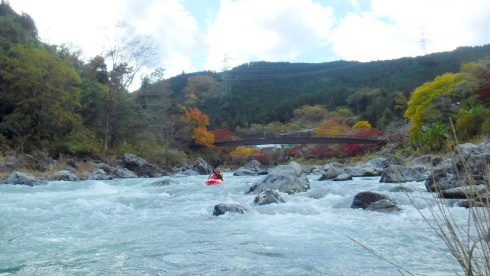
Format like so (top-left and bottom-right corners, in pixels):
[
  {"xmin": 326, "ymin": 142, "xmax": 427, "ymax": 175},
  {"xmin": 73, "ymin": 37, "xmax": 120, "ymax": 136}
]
[
  {"xmin": 417, "ymin": 24, "xmax": 431, "ymax": 55},
  {"xmin": 221, "ymin": 54, "xmax": 231, "ymax": 95}
]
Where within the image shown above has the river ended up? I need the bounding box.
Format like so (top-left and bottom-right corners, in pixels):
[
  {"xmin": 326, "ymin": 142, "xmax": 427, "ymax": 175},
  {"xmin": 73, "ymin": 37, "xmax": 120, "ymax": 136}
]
[{"xmin": 1, "ymin": 172, "xmax": 466, "ymax": 275}]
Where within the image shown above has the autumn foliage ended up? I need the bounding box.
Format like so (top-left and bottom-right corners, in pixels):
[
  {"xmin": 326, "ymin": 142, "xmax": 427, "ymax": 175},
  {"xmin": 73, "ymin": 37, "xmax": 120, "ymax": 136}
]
[
  {"xmin": 210, "ymin": 129, "xmax": 234, "ymax": 141},
  {"xmin": 185, "ymin": 107, "xmax": 214, "ymax": 147},
  {"xmin": 315, "ymin": 117, "xmax": 351, "ymax": 137}
]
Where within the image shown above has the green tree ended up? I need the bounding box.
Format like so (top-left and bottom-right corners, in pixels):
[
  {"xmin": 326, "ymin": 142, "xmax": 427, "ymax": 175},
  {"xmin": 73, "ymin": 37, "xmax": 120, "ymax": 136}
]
[
  {"xmin": 404, "ymin": 73, "xmax": 462, "ymax": 143},
  {"xmin": 1, "ymin": 45, "xmax": 82, "ymax": 151}
]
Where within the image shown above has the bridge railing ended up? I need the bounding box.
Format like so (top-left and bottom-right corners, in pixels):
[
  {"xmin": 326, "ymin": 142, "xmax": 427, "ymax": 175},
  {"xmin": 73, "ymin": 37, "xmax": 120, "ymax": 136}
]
[{"xmin": 214, "ymin": 131, "xmax": 386, "ymax": 143}]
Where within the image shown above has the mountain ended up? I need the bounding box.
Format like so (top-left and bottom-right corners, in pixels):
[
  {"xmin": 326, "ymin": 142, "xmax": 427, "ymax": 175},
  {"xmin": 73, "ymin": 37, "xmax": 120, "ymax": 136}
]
[{"xmin": 139, "ymin": 44, "xmax": 490, "ymax": 130}]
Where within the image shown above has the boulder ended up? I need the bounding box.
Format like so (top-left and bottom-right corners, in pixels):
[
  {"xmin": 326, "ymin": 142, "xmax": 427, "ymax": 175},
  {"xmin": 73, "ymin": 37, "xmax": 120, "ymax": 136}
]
[
  {"xmin": 366, "ymin": 199, "xmax": 402, "ymax": 212},
  {"xmin": 88, "ymin": 169, "xmax": 112, "ymax": 180},
  {"xmin": 0, "ymin": 161, "xmax": 16, "ymax": 172},
  {"xmin": 380, "ymin": 165, "xmax": 426, "ymax": 183},
  {"xmin": 318, "ymin": 163, "xmax": 342, "ymax": 180},
  {"xmin": 363, "ymin": 157, "xmax": 405, "ymax": 169},
  {"xmin": 343, "ymin": 166, "xmax": 382, "ymax": 177},
  {"xmin": 192, "ymin": 158, "xmax": 212, "ymax": 175},
  {"xmin": 234, "ymin": 168, "xmax": 260, "ymax": 176},
  {"xmin": 213, "ymin": 203, "xmax": 248, "ymax": 216},
  {"xmin": 65, "ymin": 159, "xmax": 79, "ymax": 169},
  {"xmin": 254, "ymin": 189, "xmax": 286, "ymax": 205},
  {"xmin": 6, "ymin": 171, "xmax": 47, "ymax": 186},
  {"xmin": 409, "ymin": 155, "xmax": 443, "ymax": 168},
  {"xmin": 234, "ymin": 160, "xmax": 268, "ymax": 176},
  {"xmin": 439, "ymin": 184, "xmax": 488, "ymax": 199},
  {"xmin": 426, "ymin": 140, "xmax": 490, "ymax": 192},
  {"xmin": 151, "ymin": 179, "xmax": 177, "ymax": 186},
  {"xmin": 98, "ymin": 163, "xmax": 138, "ymax": 178},
  {"xmin": 351, "ymin": 191, "xmax": 398, "ymax": 211},
  {"xmin": 333, "ymin": 173, "xmax": 353, "ymax": 181},
  {"xmin": 49, "ymin": 170, "xmax": 79, "ymax": 181},
  {"xmin": 18, "ymin": 153, "xmax": 57, "ymax": 172},
  {"xmin": 120, "ymin": 154, "xmax": 161, "ymax": 177},
  {"xmin": 247, "ymin": 162, "xmax": 309, "ymax": 195}
]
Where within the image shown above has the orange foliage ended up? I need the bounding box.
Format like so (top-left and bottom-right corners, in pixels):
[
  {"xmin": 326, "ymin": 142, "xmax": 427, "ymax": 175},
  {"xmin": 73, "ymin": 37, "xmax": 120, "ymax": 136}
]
[
  {"xmin": 192, "ymin": 127, "xmax": 215, "ymax": 148},
  {"xmin": 185, "ymin": 107, "xmax": 210, "ymax": 128},
  {"xmin": 185, "ymin": 107, "xmax": 214, "ymax": 148},
  {"xmin": 315, "ymin": 117, "xmax": 351, "ymax": 137}
]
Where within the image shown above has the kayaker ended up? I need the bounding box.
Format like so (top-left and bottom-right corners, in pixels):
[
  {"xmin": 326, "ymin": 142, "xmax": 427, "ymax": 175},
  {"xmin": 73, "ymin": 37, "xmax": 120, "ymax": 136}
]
[{"xmin": 209, "ymin": 169, "xmax": 224, "ymax": 180}]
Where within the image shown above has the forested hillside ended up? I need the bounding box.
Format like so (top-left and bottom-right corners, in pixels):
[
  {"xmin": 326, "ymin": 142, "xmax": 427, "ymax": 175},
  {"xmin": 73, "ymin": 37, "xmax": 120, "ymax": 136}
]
[
  {"xmin": 143, "ymin": 45, "xmax": 490, "ymax": 131},
  {"xmin": 1, "ymin": 1, "xmax": 489, "ymax": 166}
]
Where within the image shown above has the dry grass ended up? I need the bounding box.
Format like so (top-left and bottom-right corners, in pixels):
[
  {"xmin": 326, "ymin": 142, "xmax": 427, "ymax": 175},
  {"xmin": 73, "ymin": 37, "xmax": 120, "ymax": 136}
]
[
  {"xmin": 404, "ymin": 149, "xmax": 490, "ymax": 275},
  {"xmin": 0, "ymin": 155, "xmax": 98, "ymax": 181}
]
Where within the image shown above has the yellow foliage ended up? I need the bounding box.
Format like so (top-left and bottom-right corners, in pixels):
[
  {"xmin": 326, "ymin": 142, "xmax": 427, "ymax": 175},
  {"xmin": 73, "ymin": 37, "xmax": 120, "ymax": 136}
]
[
  {"xmin": 404, "ymin": 73, "xmax": 461, "ymax": 141},
  {"xmin": 231, "ymin": 146, "xmax": 260, "ymax": 158},
  {"xmin": 315, "ymin": 117, "xmax": 351, "ymax": 137},
  {"xmin": 352, "ymin": 121, "xmax": 372, "ymax": 129}
]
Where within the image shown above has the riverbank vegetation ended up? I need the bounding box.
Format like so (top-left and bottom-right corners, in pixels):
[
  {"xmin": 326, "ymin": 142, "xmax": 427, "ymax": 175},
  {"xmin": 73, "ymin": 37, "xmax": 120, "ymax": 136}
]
[{"xmin": 0, "ymin": 1, "xmax": 489, "ymax": 167}]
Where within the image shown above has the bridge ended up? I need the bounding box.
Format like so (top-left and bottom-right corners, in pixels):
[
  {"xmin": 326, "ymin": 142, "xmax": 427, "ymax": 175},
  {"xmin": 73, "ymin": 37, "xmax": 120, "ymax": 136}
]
[{"xmin": 213, "ymin": 133, "xmax": 386, "ymax": 147}]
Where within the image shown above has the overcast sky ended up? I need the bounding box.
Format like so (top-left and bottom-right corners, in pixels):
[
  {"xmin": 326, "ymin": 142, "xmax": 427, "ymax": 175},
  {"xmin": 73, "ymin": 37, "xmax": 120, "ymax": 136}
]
[{"xmin": 8, "ymin": 0, "xmax": 490, "ymax": 79}]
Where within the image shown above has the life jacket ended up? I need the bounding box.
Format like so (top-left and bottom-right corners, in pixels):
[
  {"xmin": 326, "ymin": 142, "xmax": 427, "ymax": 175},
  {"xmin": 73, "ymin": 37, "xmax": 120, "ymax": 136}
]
[{"xmin": 210, "ymin": 173, "xmax": 223, "ymax": 180}]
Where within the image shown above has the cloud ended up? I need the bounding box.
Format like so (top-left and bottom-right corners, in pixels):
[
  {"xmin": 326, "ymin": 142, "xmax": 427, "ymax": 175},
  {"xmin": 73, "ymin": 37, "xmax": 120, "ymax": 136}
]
[
  {"xmin": 10, "ymin": 0, "xmax": 123, "ymax": 58},
  {"xmin": 123, "ymin": 0, "xmax": 206, "ymax": 77},
  {"xmin": 204, "ymin": 0, "xmax": 335, "ymax": 71},
  {"xmin": 330, "ymin": 0, "xmax": 490, "ymax": 61}
]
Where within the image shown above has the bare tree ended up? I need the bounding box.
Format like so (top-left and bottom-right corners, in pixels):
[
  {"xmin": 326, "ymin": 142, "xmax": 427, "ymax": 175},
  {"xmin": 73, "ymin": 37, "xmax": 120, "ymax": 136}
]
[{"xmin": 101, "ymin": 23, "xmax": 159, "ymax": 156}]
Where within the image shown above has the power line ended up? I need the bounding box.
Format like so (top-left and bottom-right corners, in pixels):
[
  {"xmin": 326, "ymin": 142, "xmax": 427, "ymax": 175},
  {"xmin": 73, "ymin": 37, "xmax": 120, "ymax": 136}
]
[{"xmin": 226, "ymin": 61, "xmax": 360, "ymax": 81}]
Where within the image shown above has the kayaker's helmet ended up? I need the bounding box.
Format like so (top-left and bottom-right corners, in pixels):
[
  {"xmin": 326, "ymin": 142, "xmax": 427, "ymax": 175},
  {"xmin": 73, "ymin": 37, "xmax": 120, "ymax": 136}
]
[{"xmin": 214, "ymin": 169, "xmax": 221, "ymax": 172}]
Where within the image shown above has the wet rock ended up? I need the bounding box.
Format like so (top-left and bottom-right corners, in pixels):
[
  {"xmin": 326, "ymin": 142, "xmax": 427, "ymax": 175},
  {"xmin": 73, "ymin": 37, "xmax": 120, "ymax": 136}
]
[
  {"xmin": 247, "ymin": 162, "xmax": 309, "ymax": 195},
  {"xmin": 49, "ymin": 170, "xmax": 79, "ymax": 181},
  {"xmin": 380, "ymin": 165, "xmax": 426, "ymax": 183},
  {"xmin": 254, "ymin": 189, "xmax": 285, "ymax": 205},
  {"xmin": 6, "ymin": 171, "xmax": 47, "ymax": 186},
  {"xmin": 366, "ymin": 199, "xmax": 402, "ymax": 212},
  {"xmin": 234, "ymin": 160, "xmax": 268, "ymax": 176},
  {"xmin": 213, "ymin": 203, "xmax": 248, "ymax": 216},
  {"xmin": 439, "ymin": 184, "xmax": 488, "ymax": 199},
  {"xmin": 426, "ymin": 140, "xmax": 490, "ymax": 192},
  {"xmin": 120, "ymin": 154, "xmax": 161, "ymax": 177},
  {"xmin": 97, "ymin": 163, "xmax": 137, "ymax": 178},
  {"xmin": 351, "ymin": 191, "xmax": 399, "ymax": 212},
  {"xmin": 319, "ymin": 163, "xmax": 342, "ymax": 180},
  {"xmin": 333, "ymin": 173, "xmax": 353, "ymax": 181},
  {"xmin": 88, "ymin": 169, "xmax": 112, "ymax": 180},
  {"xmin": 151, "ymin": 179, "xmax": 177, "ymax": 186},
  {"xmin": 192, "ymin": 158, "xmax": 212, "ymax": 175}
]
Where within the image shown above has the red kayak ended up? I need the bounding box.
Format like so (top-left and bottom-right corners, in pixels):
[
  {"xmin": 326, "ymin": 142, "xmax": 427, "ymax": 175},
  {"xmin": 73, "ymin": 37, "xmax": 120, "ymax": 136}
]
[{"xmin": 205, "ymin": 179, "xmax": 223, "ymax": 185}]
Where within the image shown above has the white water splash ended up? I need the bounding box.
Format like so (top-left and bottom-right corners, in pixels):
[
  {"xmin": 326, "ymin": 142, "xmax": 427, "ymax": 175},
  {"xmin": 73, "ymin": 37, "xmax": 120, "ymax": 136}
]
[{"xmin": 0, "ymin": 173, "xmax": 465, "ymax": 275}]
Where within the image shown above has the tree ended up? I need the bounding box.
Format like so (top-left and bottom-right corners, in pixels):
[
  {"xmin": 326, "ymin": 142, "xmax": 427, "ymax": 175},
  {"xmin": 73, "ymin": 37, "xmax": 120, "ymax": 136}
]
[
  {"xmin": 315, "ymin": 117, "xmax": 351, "ymax": 137},
  {"xmin": 101, "ymin": 23, "xmax": 159, "ymax": 156},
  {"xmin": 347, "ymin": 88, "xmax": 381, "ymax": 114},
  {"xmin": 185, "ymin": 107, "xmax": 214, "ymax": 147},
  {"xmin": 183, "ymin": 75, "xmax": 219, "ymax": 107},
  {"xmin": 352, "ymin": 121, "xmax": 372, "ymax": 129},
  {"xmin": 0, "ymin": 45, "xmax": 82, "ymax": 151},
  {"xmin": 404, "ymin": 73, "xmax": 461, "ymax": 143},
  {"xmin": 292, "ymin": 105, "xmax": 330, "ymax": 126}
]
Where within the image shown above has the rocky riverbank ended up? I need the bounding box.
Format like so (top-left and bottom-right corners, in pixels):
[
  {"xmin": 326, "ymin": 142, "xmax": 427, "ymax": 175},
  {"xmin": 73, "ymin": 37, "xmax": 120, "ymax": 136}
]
[{"xmin": 2, "ymin": 140, "xmax": 489, "ymax": 210}]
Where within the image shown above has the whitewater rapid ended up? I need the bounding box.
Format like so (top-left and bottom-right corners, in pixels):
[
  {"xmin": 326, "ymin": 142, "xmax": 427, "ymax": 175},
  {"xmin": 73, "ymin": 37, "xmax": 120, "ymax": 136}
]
[{"xmin": 1, "ymin": 172, "xmax": 465, "ymax": 275}]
